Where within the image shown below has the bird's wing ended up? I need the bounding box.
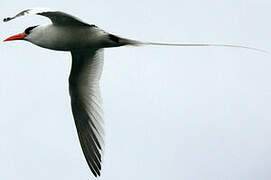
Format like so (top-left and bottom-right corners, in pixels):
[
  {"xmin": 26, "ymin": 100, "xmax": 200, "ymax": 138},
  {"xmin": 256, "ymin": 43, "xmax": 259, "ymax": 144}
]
[
  {"xmin": 69, "ymin": 49, "xmax": 104, "ymax": 177},
  {"xmin": 3, "ymin": 8, "xmax": 90, "ymax": 26}
]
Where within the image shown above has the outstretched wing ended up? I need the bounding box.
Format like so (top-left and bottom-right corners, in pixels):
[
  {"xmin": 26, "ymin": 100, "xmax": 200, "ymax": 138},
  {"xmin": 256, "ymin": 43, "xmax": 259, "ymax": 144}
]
[
  {"xmin": 3, "ymin": 8, "xmax": 90, "ymax": 26},
  {"xmin": 69, "ymin": 49, "xmax": 104, "ymax": 177}
]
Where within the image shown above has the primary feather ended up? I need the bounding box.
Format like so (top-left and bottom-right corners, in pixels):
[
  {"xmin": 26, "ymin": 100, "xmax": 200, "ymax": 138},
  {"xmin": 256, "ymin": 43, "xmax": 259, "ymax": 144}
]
[{"xmin": 69, "ymin": 49, "xmax": 105, "ymax": 177}]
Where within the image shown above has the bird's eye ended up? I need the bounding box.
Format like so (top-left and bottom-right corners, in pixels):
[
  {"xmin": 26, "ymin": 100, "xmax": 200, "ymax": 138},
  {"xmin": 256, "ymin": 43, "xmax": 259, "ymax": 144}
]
[{"xmin": 24, "ymin": 25, "xmax": 38, "ymax": 35}]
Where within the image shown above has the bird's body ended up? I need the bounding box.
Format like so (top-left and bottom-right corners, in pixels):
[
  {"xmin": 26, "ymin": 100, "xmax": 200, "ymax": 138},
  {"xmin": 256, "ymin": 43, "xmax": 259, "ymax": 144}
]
[
  {"xmin": 26, "ymin": 24, "xmax": 135, "ymax": 51},
  {"xmin": 3, "ymin": 7, "xmax": 265, "ymax": 178}
]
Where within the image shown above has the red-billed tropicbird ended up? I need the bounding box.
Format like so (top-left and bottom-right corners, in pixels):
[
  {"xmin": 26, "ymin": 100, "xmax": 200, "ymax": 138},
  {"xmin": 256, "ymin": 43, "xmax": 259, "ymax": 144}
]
[{"xmin": 3, "ymin": 8, "xmax": 264, "ymax": 177}]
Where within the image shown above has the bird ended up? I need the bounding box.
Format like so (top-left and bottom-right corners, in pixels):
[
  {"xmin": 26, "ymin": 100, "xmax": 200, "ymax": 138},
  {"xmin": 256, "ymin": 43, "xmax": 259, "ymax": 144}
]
[{"xmin": 3, "ymin": 8, "xmax": 265, "ymax": 177}]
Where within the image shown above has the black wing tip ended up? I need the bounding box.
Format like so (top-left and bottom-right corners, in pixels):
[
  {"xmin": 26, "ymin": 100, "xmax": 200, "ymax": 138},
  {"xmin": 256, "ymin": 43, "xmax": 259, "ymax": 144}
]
[
  {"xmin": 3, "ymin": 17, "xmax": 11, "ymax": 22},
  {"xmin": 89, "ymin": 166, "xmax": 101, "ymax": 177},
  {"xmin": 87, "ymin": 159, "xmax": 102, "ymax": 177}
]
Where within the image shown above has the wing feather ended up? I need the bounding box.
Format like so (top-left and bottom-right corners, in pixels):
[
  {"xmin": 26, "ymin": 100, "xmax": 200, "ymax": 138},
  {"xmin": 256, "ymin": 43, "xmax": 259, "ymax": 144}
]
[
  {"xmin": 3, "ymin": 8, "xmax": 90, "ymax": 26},
  {"xmin": 69, "ymin": 49, "xmax": 104, "ymax": 177}
]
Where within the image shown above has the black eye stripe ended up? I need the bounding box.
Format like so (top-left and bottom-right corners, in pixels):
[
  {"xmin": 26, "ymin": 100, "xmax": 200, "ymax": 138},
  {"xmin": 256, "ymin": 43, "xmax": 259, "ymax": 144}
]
[{"xmin": 24, "ymin": 25, "xmax": 38, "ymax": 34}]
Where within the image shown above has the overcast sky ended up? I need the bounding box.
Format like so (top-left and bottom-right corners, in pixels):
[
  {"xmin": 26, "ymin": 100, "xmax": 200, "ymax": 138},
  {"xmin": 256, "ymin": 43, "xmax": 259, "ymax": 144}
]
[{"xmin": 0, "ymin": 0, "xmax": 271, "ymax": 180}]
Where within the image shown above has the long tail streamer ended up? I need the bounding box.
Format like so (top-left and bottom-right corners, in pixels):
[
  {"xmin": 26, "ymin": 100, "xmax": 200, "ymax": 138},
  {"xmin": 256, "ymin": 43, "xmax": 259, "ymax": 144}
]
[{"xmin": 144, "ymin": 42, "xmax": 267, "ymax": 53}]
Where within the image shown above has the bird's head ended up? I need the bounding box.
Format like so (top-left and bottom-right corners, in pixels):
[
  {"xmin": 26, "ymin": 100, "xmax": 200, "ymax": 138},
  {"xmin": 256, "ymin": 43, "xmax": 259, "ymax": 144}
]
[{"xmin": 3, "ymin": 25, "xmax": 39, "ymax": 42}]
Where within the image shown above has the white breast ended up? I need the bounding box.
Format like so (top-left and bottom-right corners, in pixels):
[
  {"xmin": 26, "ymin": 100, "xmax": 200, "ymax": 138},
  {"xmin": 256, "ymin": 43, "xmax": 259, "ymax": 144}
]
[{"xmin": 25, "ymin": 24, "xmax": 108, "ymax": 51}]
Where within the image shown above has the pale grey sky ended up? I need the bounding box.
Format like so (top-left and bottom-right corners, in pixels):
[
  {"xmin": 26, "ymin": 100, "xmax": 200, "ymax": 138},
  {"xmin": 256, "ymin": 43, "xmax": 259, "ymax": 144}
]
[{"xmin": 0, "ymin": 0, "xmax": 271, "ymax": 180}]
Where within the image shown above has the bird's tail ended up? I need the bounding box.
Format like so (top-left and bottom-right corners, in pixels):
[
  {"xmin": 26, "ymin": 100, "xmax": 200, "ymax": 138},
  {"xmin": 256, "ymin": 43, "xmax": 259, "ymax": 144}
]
[
  {"xmin": 143, "ymin": 42, "xmax": 267, "ymax": 53},
  {"xmin": 108, "ymin": 34, "xmax": 267, "ymax": 53}
]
